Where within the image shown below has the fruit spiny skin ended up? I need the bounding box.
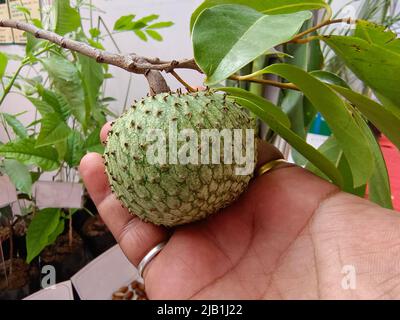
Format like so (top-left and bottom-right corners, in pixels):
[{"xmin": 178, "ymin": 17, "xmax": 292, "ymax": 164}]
[{"xmin": 104, "ymin": 91, "xmax": 257, "ymax": 227}]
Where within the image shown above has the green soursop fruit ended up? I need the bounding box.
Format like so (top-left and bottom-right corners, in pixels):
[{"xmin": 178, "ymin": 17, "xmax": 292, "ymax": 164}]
[{"xmin": 104, "ymin": 91, "xmax": 257, "ymax": 227}]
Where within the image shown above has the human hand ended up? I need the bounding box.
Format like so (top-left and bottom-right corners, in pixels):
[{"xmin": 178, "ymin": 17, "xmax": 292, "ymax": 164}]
[{"xmin": 79, "ymin": 122, "xmax": 400, "ymax": 299}]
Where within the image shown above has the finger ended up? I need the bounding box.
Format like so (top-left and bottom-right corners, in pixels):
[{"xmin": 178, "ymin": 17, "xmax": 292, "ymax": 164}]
[
  {"xmin": 79, "ymin": 153, "xmax": 168, "ymax": 266},
  {"xmin": 100, "ymin": 121, "xmax": 113, "ymax": 144},
  {"xmin": 256, "ymin": 139, "xmax": 284, "ymax": 169}
]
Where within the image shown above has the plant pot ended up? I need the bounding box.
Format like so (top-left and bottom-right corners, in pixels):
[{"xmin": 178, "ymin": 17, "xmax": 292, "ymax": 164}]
[
  {"xmin": 40, "ymin": 231, "xmax": 89, "ymax": 283},
  {"xmin": 0, "ymin": 258, "xmax": 39, "ymax": 300},
  {"xmin": 81, "ymin": 215, "xmax": 116, "ymax": 258}
]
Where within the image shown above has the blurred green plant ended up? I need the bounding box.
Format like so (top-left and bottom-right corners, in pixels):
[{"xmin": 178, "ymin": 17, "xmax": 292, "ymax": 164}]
[{"xmin": 0, "ymin": 0, "xmax": 173, "ymax": 264}]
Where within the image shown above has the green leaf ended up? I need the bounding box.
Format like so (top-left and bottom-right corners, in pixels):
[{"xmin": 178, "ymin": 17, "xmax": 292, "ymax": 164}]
[
  {"xmin": 0, "ymin": 51, "xmax": 8, "ymax": 78},
  {"xmin": 353, "ymin": 111, "xmax": 393, "ymax": 209},
  {"xmin": 190, "ymin": 0, "xmax": 330, "ymax": 31},
  {"xmin": 26, "ymin": 208, "xmax": 61, "ymax": 263},
  {"xmin": 134, "ymin": 29, "xmax": 147, "ymax": 41},
  {"xmin": 46, "ymin": 219, "xmax": 65, "ymax": 246},
  {"xmin": 0, "ymin": 138, "xmax": 59, "ymax": 171},
  {"xmin": 218, "ymin": 87, "xmax": 291, "ymax": 127},
  {"xmin": 55, "ymin": 140, "xmax": 67, "ymax": 161},
  {"xmin": 2, "ymin": 113, "xmax": 28, "ymax": 138},
  {"xmin": 148, "ymin": 21, "xmax": 174, "ymax": 29},
  {"xmin": 113, "ymin": 14, "xmax": 136, "ymax": 31},
  {"xmin": 88, "ymin": 38, "xmax": 105, "ymax": 50},
  {"xmin": 84, "ymin": 128, "xmax": 104, "ymax": 154},
  {"xmin": 30, "ymin": 171, "xmax": 41, "ymax": 184},
  {"xmin": 28, "ymin": 97, "xmax": 54, "ymax": 116},
  {"xmin": 3, "ymin": 159, "xmax": 32, "ymax": 195},
  {"xmin": 89, "ymin": 27, "xmax": 101, "ymax": 38},
  {"xmin": 330, "ymin": 85, "xmax": 400, "ymax": 150},
  {"xmin": 15, "ymin": 6, "xmax": 30, "ymax": 16},
  {"xmin": 263, "ymin": 64, "xmax": 374, "ymax": 187},
  {"xmin": 32, "ymin": 18, "xmax": 43, "ymax": 29},
  {"xmin": 192, "ymin": 5, "xmax": 312, "ymax": 85},
  {"xmin": 323, "ymin": 30, "xmax": 400, "ymax": 115},
  {"xmin": 218, "ymin": 87, "xmax": 343, "ymax": 187},
  {"xmin": 77, "ymin": 54, "xmax": 104, "ymax": 125},
  {"xmin": 354, "ymin": 20, "xmax": 396, "ymax": 45},
  {"xmin": 36, "ymin": 113, "xmax": 72, "ymax": 147},
  {"xmin": 279, "ymin": 20, "xmax": 324, "ymax": 164},
  {"xmin": 53, "ymin": 0, "xmax": 81, "ymax": 36},
  {"xmin": 41, "ymin": 55, "xmax": 86, "ymax": 126},
  {"xmin": 37, "ymin": 88, "xmax": 71, "ymax": 119},
  {"xmin": 145, "ymin": 29, "xmax": 163, "ymax": 41},
  {"xmin": 65, "ymin": 131, "xmax": 85, "ymax": 167},
  {"xmin": 310, "ymin": 70, "xmax": 351, "ymax": 88},
  {"xmin": 26, "ymin": 33, "xmax": 46, "ymax": 56},
  {"xmin": 137, "ymin": 14, "xmax": 159, "ymax": 24},
  {"xmin": 305, "ymin": 136, "xmax": 366, "ymax": 197}
]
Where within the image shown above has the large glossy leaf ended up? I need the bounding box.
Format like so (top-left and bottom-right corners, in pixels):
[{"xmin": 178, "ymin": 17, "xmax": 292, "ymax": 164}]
[
  {"xmin": 3, "ymin": 159, "xmax": 32, "ymax": 195},
  {"xmin": 2, "ymin": 113, "xmax": 28, "ymax": 138},
  {"xmin": 218, "ymin": 87, "xmax": 291, "ymax": 127},
  {"xmin": 193, "ymin": 5, "xmax": 312, "ymax": 85},
  {"xmin": 310, "ymin": 70, "xmax": 350, "ymax": 88},
  {"xmin": 323, "ymin": 21, "xmax": 400, "ymax": 115},
  {"xmin": 26, "ymin": 208, "xmax": 61, "ymax": 263},
  {"xmin": 263, "ymin": 64, "xmax": 374, "ymax": 187},
  {"xmin": 190, "ymin": 0, "xmax": 330, "ymax": 31},
  {"xmin": 330, "ymin": 85, "xmax": 400, "ymax": 150},
  {"xmin": 36, "ymin": 113, "xmax": 72, "ymax": 148},
  {"xmin": 218, "ymin": 87, "xmax": 343, "ymax": 187},
  {"xmin": 53, "ymin": 0, "xmax": 81, "ymax": 36},
  {"xmin": 280, "ymin": 21, "xmax": 323, "ymax": 164},
  {"xmin": 0, "ymin": 138, "xmax": 59, "ymax": 171},
  {"xmin": 355, "ymin": 20, "xmax": 396, "ymax": 45},
  {"xmin": 305, "ymin": 136, "xmax": 366, "ymax": 197},
  {"xmin": 353, "ymin": 110, "xmax": 393, "ymax": 209},
  {"xmin": 41, "ymin": 55, "xmax": 86, "ymax": 126}
]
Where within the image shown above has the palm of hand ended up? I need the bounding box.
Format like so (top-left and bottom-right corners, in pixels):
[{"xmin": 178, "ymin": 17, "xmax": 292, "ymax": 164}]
[
  {"xmin": 80, "ymin": 123, "xmax": 400, "ymax": 300},
  {"xmin": 145, "ymin": 166, "xmax": 338, "ymax": 299}
]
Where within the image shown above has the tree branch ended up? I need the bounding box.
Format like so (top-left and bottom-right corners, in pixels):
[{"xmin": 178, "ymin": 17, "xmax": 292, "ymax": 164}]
[
  {"xmin": 0, "ymin": 19, "xmax": 200, "ymax": 94},
  {"xmin": 0, "ymin": 19, "xmax": 298, "ymax": 93}
]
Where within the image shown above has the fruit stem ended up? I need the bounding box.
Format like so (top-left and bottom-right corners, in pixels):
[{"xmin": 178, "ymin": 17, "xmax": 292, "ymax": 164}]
[
  {"xmin": 229, "ymin": 75, "xmax": 299, "ymax": 91},
  {"xmin": 169, "ymin": 70, "xmax": 196, "ymax": 92}
]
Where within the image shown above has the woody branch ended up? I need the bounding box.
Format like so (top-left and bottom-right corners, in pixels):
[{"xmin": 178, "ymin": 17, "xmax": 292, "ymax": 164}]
[{"xmin": 0, "ymin": 19, "xmax": 302, "ymax": 92}]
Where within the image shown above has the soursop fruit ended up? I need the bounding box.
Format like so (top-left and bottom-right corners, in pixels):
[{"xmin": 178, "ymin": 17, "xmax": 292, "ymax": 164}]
[{"xmin": 104, "ymin": 91, "xmax": 257, "ymax": 227}]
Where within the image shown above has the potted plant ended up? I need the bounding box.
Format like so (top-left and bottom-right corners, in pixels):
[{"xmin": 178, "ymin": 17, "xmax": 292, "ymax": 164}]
[
  {"xmin": 0, "ymin": 0, "xmax": 174, "ymax": 292},
  {"xmin": 0, "ymin": 204, "xmax": 39, "ymax": 300}
]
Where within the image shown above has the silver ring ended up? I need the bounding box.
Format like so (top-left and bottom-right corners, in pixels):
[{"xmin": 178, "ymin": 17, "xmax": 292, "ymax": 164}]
[{"xmin": 138, "ymin": 241, "xmax": 167, "ymax": 279}]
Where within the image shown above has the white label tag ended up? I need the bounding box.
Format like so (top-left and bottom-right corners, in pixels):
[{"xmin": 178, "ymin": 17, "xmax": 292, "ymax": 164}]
[
  {"xmin": 0, "ymin": 175, "xmax": 18, "ymax": 207},
  {"xmin": 33, "ymin": 182, "xmax": 84, "ymax": 209},
  {"xmin": 71, "ymin": 245, "xmax": 139, "ymax": 300},
  {"xmin": 23, "ymin": 280, "xmax": 74, "ymax": 300}
]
